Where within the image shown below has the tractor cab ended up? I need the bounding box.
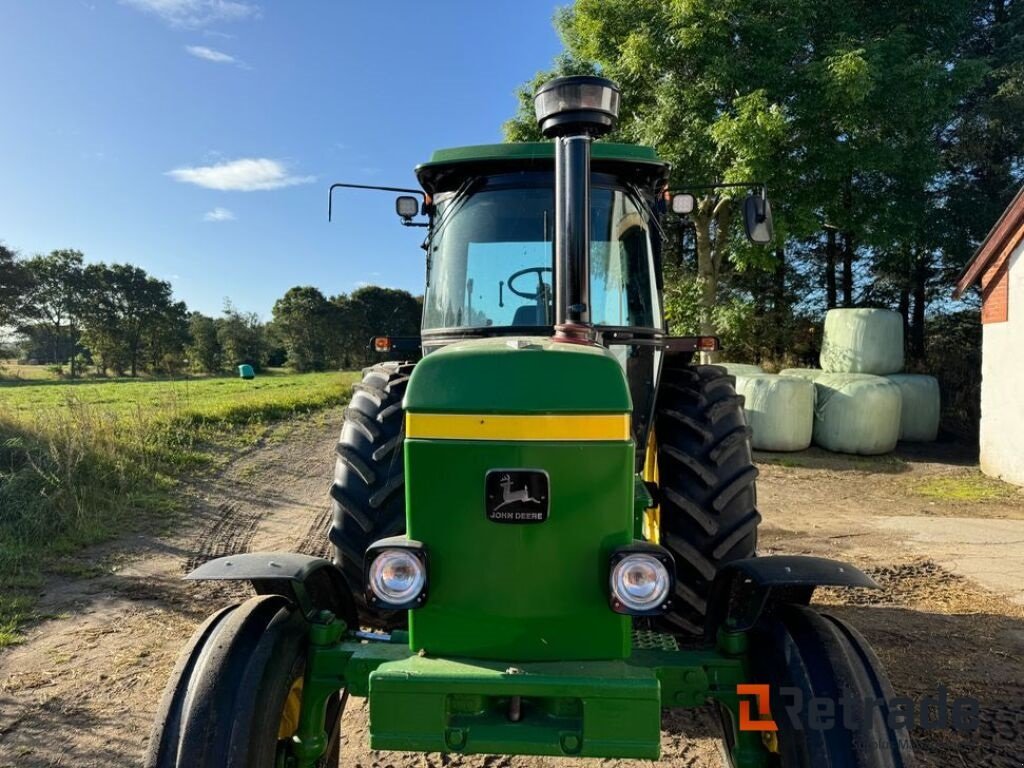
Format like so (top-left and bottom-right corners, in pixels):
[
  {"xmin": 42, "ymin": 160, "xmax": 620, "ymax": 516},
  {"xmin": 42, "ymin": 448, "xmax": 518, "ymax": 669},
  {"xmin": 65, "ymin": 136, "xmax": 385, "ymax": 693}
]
[{"xmin": 414, "ymin": 143, "xmax": 668, "ymax": 347}]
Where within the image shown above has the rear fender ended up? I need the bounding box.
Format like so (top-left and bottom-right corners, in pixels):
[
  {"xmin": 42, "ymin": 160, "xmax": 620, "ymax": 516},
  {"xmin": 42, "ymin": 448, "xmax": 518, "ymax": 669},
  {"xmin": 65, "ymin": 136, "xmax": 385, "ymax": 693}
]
[
  {"xmin": 185, "ymin": 552, "xmax": 358, "ymax": 628},
  {"xmin": 704, "ymin": 555, "xmax": 878, "ymax": 639}
]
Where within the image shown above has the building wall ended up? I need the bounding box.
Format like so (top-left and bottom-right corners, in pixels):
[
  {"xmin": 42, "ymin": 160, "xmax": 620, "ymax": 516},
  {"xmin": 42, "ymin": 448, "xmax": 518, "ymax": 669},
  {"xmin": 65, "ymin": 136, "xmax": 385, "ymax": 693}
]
[{"xmin": 980, "ymin": 238, "xmax": 1024, "ymax": 485}]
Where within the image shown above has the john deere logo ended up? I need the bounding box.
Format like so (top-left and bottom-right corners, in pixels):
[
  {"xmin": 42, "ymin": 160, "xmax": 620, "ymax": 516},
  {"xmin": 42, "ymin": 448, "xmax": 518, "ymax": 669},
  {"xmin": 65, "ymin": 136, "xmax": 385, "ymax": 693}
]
[{"xmin": 485, "ymin": 470, "xmax": 549, "ymax": 524}]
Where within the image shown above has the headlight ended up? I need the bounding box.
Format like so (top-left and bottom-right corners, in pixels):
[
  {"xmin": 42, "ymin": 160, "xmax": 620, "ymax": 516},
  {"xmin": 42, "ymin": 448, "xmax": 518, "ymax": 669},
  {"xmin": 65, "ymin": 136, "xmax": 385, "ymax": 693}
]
[
  {"xmin": 609, "ymin": 546, "xmax": 674, "ymax": 615},
  {"xmin": 365, "ymin": 538, "xmax": 427, "ymax": 610}
]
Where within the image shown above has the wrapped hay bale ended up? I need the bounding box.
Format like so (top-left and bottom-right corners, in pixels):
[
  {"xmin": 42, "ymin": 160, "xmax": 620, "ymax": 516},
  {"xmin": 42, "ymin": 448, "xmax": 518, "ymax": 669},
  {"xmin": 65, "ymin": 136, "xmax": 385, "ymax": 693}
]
[
  {"xmin": 813, "ymin": 373, "xmax": 902, "ymax": 455},
  {"xmin": 779, "ymin": 368, "xmax": 825, "ymax": 383},
  {"xmin": 885, "ymin": 374, "xmax": 940, "ymax": 442},
  {"xmin": 819, "ymin": 308, "xmax": 904, "ymax": 374},
  {"xmin": 735, "ymin": 374, "xmax": 815, "ymax": 452},
  {"xmin": 717, "ymin": 362, "xmax": 763, "ymax": 377}
]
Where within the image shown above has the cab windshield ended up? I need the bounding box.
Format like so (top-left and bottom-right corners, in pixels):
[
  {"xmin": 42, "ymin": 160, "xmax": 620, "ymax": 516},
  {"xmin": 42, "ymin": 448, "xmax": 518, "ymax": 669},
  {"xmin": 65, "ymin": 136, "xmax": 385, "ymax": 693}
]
[{"xmin": 422, "ymin": 176, "xmax": 660, "ymax": 331}]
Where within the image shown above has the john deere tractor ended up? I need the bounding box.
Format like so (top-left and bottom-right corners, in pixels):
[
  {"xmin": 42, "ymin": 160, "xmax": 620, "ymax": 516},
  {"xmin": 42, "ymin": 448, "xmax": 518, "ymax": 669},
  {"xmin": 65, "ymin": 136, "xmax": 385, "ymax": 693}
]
[{"xmin": 146, "ymin": 77, "xmax": 913, "ymax": 768}]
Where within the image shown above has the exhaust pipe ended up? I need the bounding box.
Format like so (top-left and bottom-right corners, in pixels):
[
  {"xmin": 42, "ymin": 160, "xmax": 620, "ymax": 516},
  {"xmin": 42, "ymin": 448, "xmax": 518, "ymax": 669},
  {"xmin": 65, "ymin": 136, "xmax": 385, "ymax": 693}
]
[{"xmin": 534, "ymin": 76, "xmax": 621, "ymax": 342}]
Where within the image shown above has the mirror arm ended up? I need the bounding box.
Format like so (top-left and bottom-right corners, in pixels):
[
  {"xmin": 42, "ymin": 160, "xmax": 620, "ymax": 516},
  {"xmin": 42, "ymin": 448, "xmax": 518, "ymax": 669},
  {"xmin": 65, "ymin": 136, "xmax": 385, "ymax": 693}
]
[
  {"xmin": 328, "ymin": 182, "xmax": 425, "ymax": 222},
  {"xmin": 669, "ymin": 181, "xmax": 767, "ymax": 202}
]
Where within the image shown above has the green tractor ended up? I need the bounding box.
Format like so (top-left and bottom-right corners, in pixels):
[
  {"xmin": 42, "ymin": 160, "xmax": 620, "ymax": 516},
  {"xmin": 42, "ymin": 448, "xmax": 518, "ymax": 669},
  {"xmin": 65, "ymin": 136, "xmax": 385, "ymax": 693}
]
[{"xmin": 146, "ymin": 77, "xmax": 912, "ymax": 768}]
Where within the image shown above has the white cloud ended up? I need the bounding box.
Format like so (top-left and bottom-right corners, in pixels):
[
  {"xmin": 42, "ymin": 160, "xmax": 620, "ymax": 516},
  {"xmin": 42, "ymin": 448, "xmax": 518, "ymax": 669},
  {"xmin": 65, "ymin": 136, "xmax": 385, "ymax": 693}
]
[
  {"xmin": 167, "ymin": 158, "xmax": 315, "ymax": 191},
  {"xmin": 203, "ymin": 207, "xmax": 235, "ymax": 222},
  {"xmin": 121, "ymin": 0, "xmax": 257, "ymax": 28},
  {"xmin": 186, "ymin": 45, "xmax": 236, "ymax": 64}
]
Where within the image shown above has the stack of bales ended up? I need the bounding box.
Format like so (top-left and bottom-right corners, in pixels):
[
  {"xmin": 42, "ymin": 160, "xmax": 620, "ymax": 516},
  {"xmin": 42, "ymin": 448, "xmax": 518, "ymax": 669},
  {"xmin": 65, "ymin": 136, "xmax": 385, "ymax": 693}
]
[{"xmin": 777, "ymin": 309, "xmax": 940, "ymax": 455}]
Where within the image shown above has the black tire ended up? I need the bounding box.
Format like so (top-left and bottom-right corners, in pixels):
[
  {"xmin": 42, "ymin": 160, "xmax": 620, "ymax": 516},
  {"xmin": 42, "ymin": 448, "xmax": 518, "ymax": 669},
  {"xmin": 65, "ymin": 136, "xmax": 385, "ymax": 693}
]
[
  {"xmin": 144, "ymin": 595, "xmax": 343, "ymax": 768},
  {"xmin": 721, "ymin": 604, "xmax": 915, "ymax": 767},
  {"xmin": 655, "ymin": 363, "xmax": 760, "ymax": 635},
  {"xmin": 329, "ymin": 362, "xmax": 414, "ymax": 629}
]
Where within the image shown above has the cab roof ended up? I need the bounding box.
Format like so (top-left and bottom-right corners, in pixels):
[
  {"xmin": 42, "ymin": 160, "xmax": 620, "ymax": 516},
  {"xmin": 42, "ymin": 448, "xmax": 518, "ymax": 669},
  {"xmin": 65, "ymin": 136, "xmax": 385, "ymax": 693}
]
[{"xmin": 415, "ymin": 142, "xmax": 670, "ymax": 195}]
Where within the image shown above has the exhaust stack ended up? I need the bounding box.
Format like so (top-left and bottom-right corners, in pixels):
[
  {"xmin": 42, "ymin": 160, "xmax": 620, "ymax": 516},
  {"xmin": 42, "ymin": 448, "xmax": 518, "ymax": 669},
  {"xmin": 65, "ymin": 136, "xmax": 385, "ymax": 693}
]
[{"xmin": 534, "ymin": 76, "xmax": 621, "ymax": 342}]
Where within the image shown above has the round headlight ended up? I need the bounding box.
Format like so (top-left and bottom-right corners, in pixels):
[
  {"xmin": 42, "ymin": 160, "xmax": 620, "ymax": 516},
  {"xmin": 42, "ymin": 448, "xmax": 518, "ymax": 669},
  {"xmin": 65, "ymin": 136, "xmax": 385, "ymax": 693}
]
[
  {"xmin": 610, "ymin": 553, "xmax": 670, "ymax": 612},
  {"xmin": 369, "ymin": 549, "xmax": 426, "ymax": 605}
]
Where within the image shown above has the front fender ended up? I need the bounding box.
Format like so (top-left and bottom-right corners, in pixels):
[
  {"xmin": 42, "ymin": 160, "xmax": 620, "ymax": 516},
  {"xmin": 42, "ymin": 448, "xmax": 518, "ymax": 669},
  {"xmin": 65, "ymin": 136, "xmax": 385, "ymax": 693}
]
[
  {"xmin": 704, "ymin": 555, "xmax": 878, "ymax": 639},
  {"xmin": 186, "ymin": 552, "xmax": 357, "ymax": 627}
]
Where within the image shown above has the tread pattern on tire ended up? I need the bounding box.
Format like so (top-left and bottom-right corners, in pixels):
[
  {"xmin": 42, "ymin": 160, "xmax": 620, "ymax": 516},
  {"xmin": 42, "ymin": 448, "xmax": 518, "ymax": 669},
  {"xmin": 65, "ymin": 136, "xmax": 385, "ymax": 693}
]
[
  {"xmin": 655, "ymin": 363, "xmax": 760, "ymax": 636},
  {"xmin": 329, "ymin": 361, "xmax": 414, "ymax": 629}
]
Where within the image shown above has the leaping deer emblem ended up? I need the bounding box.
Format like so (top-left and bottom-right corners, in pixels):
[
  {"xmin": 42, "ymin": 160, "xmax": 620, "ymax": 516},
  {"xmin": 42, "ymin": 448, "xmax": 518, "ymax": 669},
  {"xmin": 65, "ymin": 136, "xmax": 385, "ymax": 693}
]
[{"xmin": 494, "ymin": 473, "xmax": 542, "ymax": 510}]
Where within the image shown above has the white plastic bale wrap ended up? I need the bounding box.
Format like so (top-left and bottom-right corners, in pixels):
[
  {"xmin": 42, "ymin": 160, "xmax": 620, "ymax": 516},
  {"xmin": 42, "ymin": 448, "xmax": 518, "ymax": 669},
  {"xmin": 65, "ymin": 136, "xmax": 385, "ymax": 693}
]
[
  {"xmin": 735, "ymin": 374, "xmax": 815, "ymax": 452},
  {"xmin": 885, "ymin": 374, "xmax": 940, "ymax": 442},
  {"xmin": 779, "ymin": 368, "xmax": 826, "ymax": 383},
  {"xmin": 717, "ymin": 362, "xmax": 763, "ymax": 377},
  {"xmin": 819, "ymin": 309, "xmax": 905, "ymax": 374},
  {"xmin": 813, "ymin": 373, "xmax": 902, "ymax": 455}
]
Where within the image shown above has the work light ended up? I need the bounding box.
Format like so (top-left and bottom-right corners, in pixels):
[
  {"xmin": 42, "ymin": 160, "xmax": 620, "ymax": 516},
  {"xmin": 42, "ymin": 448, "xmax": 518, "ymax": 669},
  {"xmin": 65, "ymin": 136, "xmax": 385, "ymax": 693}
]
[
  {"xmin": 366, "ymin": 538, "xmax": 428, "ymax": 610},
  {"xmin": 534, "ymin": 75, "xmax": 621, "ymax": 138},
  {"xmin": 609, "ymin": 545, "xmax": 674, "ymax": 615}
]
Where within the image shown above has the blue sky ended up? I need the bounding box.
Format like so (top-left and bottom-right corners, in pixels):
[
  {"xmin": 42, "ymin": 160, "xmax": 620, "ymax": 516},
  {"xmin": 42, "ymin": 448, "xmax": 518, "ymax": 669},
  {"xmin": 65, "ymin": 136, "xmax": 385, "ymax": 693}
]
[{"xmin": 0, "ymin": 0, "xmax": 564, "ymax": 318}]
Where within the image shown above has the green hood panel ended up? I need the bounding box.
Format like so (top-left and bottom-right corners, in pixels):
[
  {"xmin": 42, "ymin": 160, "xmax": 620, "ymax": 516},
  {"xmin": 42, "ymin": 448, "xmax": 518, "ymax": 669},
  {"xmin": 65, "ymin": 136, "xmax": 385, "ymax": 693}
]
[{"xmin": 404, "ymin": 337, "xmax": 632, "ymax": 415}]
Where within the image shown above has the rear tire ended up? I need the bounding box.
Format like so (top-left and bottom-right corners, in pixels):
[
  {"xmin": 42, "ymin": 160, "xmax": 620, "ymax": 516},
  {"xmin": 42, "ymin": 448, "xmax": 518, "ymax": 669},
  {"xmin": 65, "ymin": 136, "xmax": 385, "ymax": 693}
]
[
  {"xmin": 144, "ymin": 595, "xmax": 342, "ymax": 768},
  {"xmin": 721, "ymin": 604, "xmax": 915, "ymax": 767},
  {"xmin": 329, "ymin": 362, "xmax": 413, "ymax": 629},
  {"xmin": 655, "ymin": 363, "xmax": 760, "ymax": 635}
]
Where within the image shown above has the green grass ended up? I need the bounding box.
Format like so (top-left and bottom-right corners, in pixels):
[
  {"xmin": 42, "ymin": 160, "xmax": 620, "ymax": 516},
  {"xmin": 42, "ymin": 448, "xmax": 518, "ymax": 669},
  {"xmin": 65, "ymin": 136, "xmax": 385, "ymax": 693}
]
[
  {"xmin": 910, "ymin": 472, "xmax": 1019, "ymax": 502},
  {"xmin": 0, "ymin": 361, "xmax": 60, "ymax": 381},
  {"xmin": 0, "ymin": 370, "xmax": 358, "ymax": 647}
]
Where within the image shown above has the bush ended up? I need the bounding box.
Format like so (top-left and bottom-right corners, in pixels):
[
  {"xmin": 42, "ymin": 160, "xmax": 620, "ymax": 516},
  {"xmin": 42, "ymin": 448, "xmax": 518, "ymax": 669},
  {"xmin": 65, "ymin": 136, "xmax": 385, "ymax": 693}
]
[{"xmin": 924, "ymin": 310, "xmax": 981, "ymax": 441}]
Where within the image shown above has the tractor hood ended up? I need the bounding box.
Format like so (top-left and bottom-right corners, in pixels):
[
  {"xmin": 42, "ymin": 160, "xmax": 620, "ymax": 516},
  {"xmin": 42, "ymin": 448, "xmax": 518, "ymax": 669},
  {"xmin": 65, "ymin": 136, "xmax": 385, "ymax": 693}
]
[{"xmin": 402, "ymin": 336, "xmax": 636, "ymax": 661}]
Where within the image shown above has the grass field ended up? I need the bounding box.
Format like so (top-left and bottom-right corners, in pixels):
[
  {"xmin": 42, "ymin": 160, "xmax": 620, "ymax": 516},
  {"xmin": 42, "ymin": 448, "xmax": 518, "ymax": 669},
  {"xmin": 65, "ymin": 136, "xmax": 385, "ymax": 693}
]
[
  {"xmin": 0, "ymin": 369, "xmax": 347, "ymax": 415},
  {"xmin": 0, "ymin": 369, "xmax": 358, "ymax": 646}
]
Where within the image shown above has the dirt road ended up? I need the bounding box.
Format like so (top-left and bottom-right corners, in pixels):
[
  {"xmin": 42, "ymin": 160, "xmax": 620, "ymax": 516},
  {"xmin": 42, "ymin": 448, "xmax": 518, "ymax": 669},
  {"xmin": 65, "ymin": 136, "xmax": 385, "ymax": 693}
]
[{"xmin": 1, "ymin": 410, "xmax": 1021, "ymax": 767}]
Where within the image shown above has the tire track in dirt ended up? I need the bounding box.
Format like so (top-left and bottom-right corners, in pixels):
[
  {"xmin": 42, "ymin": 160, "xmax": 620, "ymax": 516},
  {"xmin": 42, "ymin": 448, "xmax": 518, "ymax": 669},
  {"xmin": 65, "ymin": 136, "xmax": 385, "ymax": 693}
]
[
  {"xmin": 183, "ymin": 500, "xmax": 263, "ymax": 572},
  {"xmin": 297, "ymin": 505, "xmax": 333, "ymax": 560}
]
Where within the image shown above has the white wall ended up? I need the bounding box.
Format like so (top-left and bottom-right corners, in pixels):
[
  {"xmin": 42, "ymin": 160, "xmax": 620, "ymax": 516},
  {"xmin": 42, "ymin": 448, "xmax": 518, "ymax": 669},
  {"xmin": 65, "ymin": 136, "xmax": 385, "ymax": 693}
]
[{"xmin": 980, "ymin": 240, "xmax": 1024, "ymax": 485}]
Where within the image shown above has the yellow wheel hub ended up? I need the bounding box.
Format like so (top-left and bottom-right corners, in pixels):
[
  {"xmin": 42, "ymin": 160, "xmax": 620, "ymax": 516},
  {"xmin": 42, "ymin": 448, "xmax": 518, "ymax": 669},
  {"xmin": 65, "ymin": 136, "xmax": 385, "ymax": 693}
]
[{"xmin": 278, "ymin": 676, "xmax": 304, "ymax": 740}]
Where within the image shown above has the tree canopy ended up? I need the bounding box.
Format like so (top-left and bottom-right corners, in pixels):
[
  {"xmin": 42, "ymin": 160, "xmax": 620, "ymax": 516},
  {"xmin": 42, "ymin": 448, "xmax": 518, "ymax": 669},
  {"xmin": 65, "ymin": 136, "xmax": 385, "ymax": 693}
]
[{"xmin": 505, "ymin": 0, "xmax": 1023, "ymax": 360}]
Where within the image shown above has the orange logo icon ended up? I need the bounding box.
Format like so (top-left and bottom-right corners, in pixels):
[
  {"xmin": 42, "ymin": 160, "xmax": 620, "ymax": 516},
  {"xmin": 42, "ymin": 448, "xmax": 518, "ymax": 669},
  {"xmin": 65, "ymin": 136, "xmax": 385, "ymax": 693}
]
[{"xmin": 737, "ymin": 684, "xmax": 778, "ymax": 732}]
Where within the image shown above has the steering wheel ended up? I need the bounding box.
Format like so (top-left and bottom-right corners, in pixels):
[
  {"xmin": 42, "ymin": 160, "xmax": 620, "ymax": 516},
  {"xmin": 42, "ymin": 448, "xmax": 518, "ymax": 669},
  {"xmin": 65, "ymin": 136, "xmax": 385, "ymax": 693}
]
[{"xmin": 507, "ymin": 267, "xmax": 553, "ymax": 300}]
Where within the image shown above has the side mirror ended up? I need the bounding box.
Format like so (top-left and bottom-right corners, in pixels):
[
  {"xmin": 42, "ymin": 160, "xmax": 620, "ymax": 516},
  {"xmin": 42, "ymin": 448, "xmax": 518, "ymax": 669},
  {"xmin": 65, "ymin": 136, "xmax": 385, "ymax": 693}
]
[
  {"xmin": 744, "ymin": 194, "xmax": 774, "ymax": 244},
  {"xmin": 395, "ymin": 195, "xmax": 420, "ymax": 222},
  {"xmin": 670, "ymin": 193, "xmax": 696, "ymax": 215}
]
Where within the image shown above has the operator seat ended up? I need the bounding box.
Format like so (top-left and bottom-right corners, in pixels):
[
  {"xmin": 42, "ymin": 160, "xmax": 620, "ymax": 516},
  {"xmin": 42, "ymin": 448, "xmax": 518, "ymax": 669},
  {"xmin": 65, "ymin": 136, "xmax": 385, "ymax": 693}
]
[{"xmin": 512, "ymin": 305, "xmax": 544, "ymax": 326}]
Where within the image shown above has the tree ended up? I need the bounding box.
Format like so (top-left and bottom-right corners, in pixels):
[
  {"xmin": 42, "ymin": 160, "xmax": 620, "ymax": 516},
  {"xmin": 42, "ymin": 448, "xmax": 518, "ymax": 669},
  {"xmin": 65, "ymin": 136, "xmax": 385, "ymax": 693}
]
[
  {"xmin": 19, "ymin": 250, "xmax": 86, "ymax": 375},
  {"xmin": 78, "ymin": 263, "xmax": 180, "ymax": 377},
  {"xmin": 186, "ymin": 312, "xmax": 222, "ymax": 373},
  {"xmin": 146, "ymin": 300, "xmax": 189, "ymax": 373},
  {"xmin": 217, "ymin": 301, "xmax": 265, "ymax": 370},
  {"xmin": 340, "ymin": 286, "xmax": 421, "ymax": 367},
  {"xmin": 0, "ymin": 243, "xmax": 31, "ymax": 327},
  {"xmin": 272, "ymin": 286, "xmax": 335, "ymax": 372}
]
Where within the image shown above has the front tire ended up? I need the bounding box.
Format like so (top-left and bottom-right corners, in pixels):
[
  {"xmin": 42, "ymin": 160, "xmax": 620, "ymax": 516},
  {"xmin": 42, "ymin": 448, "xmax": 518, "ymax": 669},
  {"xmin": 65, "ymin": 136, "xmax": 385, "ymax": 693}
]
[
  {"xmin": 721, "ymin": 604, "xmax": 914, "ymax": 767},
  {"xmin": 655, "ymin": 363, "xmax": 760, "ymax": 635},
  {"xmin": 144, "ymin": 595, "xmax": 342, "ymax": 768}
]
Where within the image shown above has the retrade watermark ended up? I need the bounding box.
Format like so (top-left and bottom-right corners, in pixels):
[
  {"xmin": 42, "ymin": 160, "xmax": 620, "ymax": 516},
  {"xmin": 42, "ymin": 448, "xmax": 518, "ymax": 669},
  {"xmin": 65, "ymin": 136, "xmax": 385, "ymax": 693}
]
[{"xmin": 737, "ymin": 684, "xmax": 981, "ymax": 733}]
